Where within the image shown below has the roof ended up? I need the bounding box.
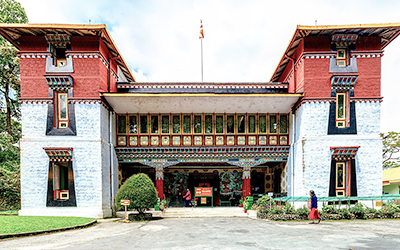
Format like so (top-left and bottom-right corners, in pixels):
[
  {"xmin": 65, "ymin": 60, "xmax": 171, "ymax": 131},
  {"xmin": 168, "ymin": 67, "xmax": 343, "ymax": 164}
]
[
  {"xmin": 270, "ymin": 22, "xmax": 400, "ymax": 82},
  {"xmin": 383, "ymin": 167, "xmax": 400, "ymax": 186},
  {"xmin": 116, "ymin": 82, "xmax": 289, "ymax": 94},
  {"xmin": 0, "ymin": 23, "xmax": 135, "ymax": 82}
]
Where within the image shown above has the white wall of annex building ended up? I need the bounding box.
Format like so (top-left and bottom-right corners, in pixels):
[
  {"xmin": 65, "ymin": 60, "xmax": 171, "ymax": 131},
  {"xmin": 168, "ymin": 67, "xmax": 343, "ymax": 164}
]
[
  {"xmin": 19, "ymin": 103, "xmax": 115, "ymax": 218},
  {"xmin": 289, "ymin": 101, "xmax": 382, "ymax": 200}
]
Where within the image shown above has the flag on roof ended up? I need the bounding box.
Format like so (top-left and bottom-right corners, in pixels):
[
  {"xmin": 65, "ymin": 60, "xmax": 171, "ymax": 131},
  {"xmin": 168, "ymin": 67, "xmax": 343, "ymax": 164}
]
[{"xmin": 199, "ymin": 19, "xmax": 204, "ymax": 39}]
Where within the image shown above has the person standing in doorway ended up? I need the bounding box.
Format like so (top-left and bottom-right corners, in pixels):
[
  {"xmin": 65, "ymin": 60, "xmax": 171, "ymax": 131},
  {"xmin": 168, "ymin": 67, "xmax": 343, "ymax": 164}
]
[
  {"xmin": 183, "ymin": 188, "xmax": 194, "ymax": 207},
  {"xmin": 309, "ymin": 190, "xmax": 321, "ymax": 224}
]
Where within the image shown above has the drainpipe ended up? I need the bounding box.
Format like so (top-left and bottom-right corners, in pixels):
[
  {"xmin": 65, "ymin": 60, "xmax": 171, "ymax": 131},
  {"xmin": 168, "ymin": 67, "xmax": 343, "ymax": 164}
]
[
  {"xmin": 109, "ymin": 110, "xmax": 115, "ymax": 215},
  {"xmin": 284, "ymin": 54, "xmax": 296, "ymax": 93},
  {"xmin": 291, "ymin": 112, "xmax": 296, "ymax": 206}
]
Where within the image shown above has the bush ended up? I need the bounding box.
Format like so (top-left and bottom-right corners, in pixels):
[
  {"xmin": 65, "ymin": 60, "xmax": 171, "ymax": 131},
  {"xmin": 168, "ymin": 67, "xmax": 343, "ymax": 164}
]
[
  {"xmin": 283, "ymin": 204, "xmax": 296, "ymax": 214},
  {"xmin": 339, "ymin": 208, "xmax": 352, "ymax": 219},
  {"xmin": 115, "ymin": 173, "xmax": 157, "ymax": 214},
  {"xmin": 365, "ymin": 207, "xmax": 378, "ymax": 214},
  {"xmin": 296, "ymin": 207, "xmax": 310, "ymax": 217},
  {"xmin": 256, "ymin": 195, "xmax": 275, "ymax": 209},
  {"xmin": 270, "ymin": 206, "xmax": 284, "ymax": 215},
  {"xmin": 0, "ymin": 166, "xmax": 20, "ymax": 210},
  {"xmin": 321, "ymin": 205, "xmax": 339, "ymax": 214},
  {"xmin": 349, "ymin": 202, "xmax": 366, "ymax": 219},
  {"xmin": 379, "ymin": 204, "xmax": 396, "ymax": 218}
]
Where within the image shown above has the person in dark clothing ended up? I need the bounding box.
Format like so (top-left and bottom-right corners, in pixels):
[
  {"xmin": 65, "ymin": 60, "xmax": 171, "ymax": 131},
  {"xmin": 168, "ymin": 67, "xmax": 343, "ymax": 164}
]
[{"xmin": 308, "ymin": 190, "xmax": 321, "ymax": 224}]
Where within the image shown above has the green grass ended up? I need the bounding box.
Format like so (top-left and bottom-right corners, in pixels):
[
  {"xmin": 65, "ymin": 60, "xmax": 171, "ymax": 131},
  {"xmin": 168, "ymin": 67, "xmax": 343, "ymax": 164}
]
[
  {"xmin": 0, "ymin": 216, "xmax": 95, "ymax": 235},
  {"xmin": 0, "ymin": 210, "xmax": 18, "ymax": 214}
]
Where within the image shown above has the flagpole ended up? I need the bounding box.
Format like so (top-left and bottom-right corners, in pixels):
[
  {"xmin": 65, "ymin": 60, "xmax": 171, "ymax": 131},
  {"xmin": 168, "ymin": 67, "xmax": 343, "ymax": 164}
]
[{"xmin": 201, "ymin": 36, "xmax": 203, "ymax": 82}]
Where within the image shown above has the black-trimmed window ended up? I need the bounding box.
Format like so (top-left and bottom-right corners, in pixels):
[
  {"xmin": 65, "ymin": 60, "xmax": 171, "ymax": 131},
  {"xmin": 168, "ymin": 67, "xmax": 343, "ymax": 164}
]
[
  {"xmin": 335, "ymin": 92, "xmax": 350, "ymax": 128},
  {"xmin": 55, "ymin": 92, "xmax": 68, "ymax": 128}
]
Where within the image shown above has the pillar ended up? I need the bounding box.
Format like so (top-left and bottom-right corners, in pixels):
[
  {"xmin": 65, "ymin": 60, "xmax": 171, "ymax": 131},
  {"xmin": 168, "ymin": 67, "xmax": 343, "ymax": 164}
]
[
  {"xmin": 155, "ymin": 166, "xmax": 164, "ymax": 200},
  {"xmin": 242, "ymin": 165, "xmax": 251, "ymax": 199}
]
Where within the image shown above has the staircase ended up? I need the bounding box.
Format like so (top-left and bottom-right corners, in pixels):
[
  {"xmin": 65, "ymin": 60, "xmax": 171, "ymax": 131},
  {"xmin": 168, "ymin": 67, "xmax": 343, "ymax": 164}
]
[{"xmin": 117, "ymin": 207, "xmax": 256, "ymax": 218}]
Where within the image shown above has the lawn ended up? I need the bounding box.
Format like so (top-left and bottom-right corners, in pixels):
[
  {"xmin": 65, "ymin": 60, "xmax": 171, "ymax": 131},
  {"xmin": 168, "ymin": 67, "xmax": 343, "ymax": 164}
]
[{"xmin": 0, "ymin": 216, "xmax": 95, "ymax": 235}]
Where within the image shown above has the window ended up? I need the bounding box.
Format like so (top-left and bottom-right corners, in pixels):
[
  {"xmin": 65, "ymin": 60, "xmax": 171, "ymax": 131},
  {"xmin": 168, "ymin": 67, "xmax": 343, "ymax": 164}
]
[
  {"xmin": 216, "ymin": 115, "xmax": 224, "ymax": 134},
  {"xmin": 194, "ymin": 115, "xmax": 202, "ymax": 134},
  {"xmin": 49, "ymin": 43, "xmax": 69, "ymax": 67},
  {"xmin": 173, "ymin": 115, "xmax": 181, "ymax": 133},
  {"xmin": 151, "ymin": 115, "xmax": 159, "ymax": 134},
  {"xmin": 336, "ymin": 92, "xmax": 349, "ymax": 128},
  {"xmin": 183, "ymin": 115, "xmax": 191, "ymax": 133},
  {"xmin": 140, "ymin": 115, "xmax": 148, "ymax": 134},
  {"xmin": 205, "ymin": 115, "xmax": 213, "ymax": 134},
  {"xmin": 270, "ymin": 115, "xmax": 277, "ymax": 133},
  {"xmin": 237, "ymin": 115, "xmax": 246, "ymax": 133},
  {"xmin": 227, "ymin": 115, "xmax": 234, "ymax": 134},
  {"xmin": 248, "ymin": 115, "xmax": 256, "ymax": 133},
  {"xmin": 259, "ymin": 115, "xmax": 267, "ymax": 133},
  {"xmin": 280, "ymin": 115, "xmax": 288, "ymax": 134},
  {"xmin": 335, "ymin": 162, "xmax": 350, "ymax": 197},
  {"xmin": 117, "ymin": 115, "xmax": 127, "ymax": 134},
  {"xmin": 161, "ymin": 115, "xmax": 169, "ymax": 134},
  {"xmin": 56, "ymin": 92, "xmax": 68, "ymax": 128},
  {"xmin": 336, "ymin": 47, "xmax": 349, "ymax": 67},
  {"xmin": 129, "ymin": 115, "xmax": 137, "ymax": 134},
  {"xmin": 53, "ymin": 163, "xmax": 69, "ymax": 200}
]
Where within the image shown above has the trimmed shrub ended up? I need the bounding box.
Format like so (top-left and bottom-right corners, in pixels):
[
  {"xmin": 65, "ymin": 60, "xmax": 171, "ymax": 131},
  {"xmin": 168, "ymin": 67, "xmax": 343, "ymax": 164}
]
[
  {"xmin": 115, "ymin": 173, "xmax": 157, "ymax": 214},
  {"xmin": 256, "ymin": 195, "xmax": 275, "ymax": 209}
]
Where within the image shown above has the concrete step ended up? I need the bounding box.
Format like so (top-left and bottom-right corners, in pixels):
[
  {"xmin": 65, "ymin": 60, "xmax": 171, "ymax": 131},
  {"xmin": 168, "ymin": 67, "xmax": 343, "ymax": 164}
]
[{"xmin": 117, "ymin": 207, "xmax": 256, "ymax": 218}]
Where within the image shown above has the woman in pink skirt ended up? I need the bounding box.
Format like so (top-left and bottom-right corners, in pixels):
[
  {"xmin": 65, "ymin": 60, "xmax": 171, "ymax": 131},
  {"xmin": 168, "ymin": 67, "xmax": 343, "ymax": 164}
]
[{"xmin": 309, "ymin": 190, "xmax": 321, "ymax": 224}]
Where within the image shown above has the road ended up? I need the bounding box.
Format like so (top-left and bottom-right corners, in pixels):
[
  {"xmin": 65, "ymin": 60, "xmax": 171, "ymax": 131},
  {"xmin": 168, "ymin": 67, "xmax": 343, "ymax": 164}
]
[{"xmin": 1, "ymin": 217, "xmax": 400, "ymax": 249}]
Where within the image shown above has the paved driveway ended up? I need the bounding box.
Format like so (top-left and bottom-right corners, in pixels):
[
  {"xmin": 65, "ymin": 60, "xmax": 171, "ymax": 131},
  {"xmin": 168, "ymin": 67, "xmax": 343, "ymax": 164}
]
[{"xmin": 1, "ymin": 218, "xmax": 400, "ymax": 249}]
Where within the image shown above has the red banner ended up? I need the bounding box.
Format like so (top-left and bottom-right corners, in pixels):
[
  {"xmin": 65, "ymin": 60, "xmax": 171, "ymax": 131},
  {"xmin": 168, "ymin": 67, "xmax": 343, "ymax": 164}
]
[{"xmin": 195, "ymin": 187, "xmax": 213, "ymax": 197}]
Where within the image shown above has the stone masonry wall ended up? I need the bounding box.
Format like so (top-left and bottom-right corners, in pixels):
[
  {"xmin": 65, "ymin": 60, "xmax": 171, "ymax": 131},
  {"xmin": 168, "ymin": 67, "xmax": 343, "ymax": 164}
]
[
  {"xmin": 19, "ymin": 102, "xmax": 113, "ymax": 218},
  {"xmin": 291, "ymin": 101, "xmax": 382, "ymax": 201}
]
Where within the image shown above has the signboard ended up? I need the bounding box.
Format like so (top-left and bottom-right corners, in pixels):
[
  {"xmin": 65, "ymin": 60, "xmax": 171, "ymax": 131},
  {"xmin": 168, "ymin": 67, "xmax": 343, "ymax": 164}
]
[
  {"xmin": 268, "ymin": 192, "xmax": 274, "ymax": 197},
  {"xmin": 195, "ymin": 187, "xmax": 213, "ymax": 197},
  {"xmin": 120, "ymin": 200, "xmax": 130, "ymax": 206},
  {"xmin": 201, "ymin": 197, "xmax": 207, "ymax": 204}
]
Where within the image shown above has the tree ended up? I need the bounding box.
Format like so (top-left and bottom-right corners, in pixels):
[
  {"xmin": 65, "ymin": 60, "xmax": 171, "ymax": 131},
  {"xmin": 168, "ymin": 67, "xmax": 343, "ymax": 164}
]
[
  {"xmin": 114, "ymin": 173, "xmax": 157, "ymax": 215},
  {"xmin": 381, "ymin": 132, "xmax": 400, "ymax": 169},
  {"xmin": 0, "ymin": 0, "xmax": 27, "ymax": 140}
]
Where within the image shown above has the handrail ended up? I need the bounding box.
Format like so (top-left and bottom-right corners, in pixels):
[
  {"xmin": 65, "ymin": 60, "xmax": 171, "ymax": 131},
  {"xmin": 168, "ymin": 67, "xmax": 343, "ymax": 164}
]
[{"xmin": 271, "ymin": 194, "xmax": 400, "ymax": 203}]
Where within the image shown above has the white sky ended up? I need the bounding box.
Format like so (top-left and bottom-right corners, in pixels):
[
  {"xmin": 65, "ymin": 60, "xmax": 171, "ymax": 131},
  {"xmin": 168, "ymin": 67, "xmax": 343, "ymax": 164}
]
[{"xmin": 18, "ymin": 0, "xmax": 400, "ymax": 133}]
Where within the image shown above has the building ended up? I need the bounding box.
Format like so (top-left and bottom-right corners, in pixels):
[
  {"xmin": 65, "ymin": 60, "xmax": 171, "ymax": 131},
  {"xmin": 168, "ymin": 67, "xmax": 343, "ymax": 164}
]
[
  {"xmin": 0, "ymin": 23, "xmax": 398, "ymax": 218},
  {"xmin": 383, "ymin": 167, "xmax": 400, "ymax": 194}
]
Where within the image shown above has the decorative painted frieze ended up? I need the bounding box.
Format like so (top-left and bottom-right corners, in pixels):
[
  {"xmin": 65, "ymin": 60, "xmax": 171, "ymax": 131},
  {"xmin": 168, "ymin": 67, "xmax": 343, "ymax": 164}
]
[
  {"xmin": 330, "ymin": 146, "xmax": 360, "ymax": 161},
  {"xmin": 43, "ymin": 147, "xmax": 73, "ymax": 162}
]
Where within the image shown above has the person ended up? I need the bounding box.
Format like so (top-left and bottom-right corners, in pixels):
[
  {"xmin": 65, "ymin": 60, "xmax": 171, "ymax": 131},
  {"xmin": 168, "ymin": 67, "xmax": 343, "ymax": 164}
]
[
  {"xmin": 183, "ymin": 188, "xmax": 194, "ymax": 207},
  {"xmin": 309, "ymin": 190, "xmax": 321, "ymax": 224}
]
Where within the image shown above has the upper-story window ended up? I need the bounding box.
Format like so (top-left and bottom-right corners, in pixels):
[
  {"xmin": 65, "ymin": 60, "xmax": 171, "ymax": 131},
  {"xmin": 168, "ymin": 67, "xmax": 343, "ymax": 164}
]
[
  {"xmin": 331, "ymin": 34, "xmax": 358, "ymax": 68},
  {"xmin": 336, "ymin": 92, "xmax": 349, "ymax": 128},
  {"xmin": 45, "ymin": 34, "xmax": 73, "ymax": 72},
  {"xmin": 336, "ymin": 47, "xmax": 349, "ymax": 67}
]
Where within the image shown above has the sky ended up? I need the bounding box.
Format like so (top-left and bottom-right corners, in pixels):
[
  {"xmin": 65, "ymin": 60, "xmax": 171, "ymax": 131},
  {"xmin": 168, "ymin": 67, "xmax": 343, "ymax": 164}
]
[{"xmin": 17, "ymin": 0, "xmax": 400, "ymax": 133}]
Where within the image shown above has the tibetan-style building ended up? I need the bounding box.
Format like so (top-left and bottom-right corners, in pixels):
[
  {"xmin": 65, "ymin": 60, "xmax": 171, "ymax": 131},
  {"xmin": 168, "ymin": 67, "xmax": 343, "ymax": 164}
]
[{"xmin": 0, "ymin": 23, "xmax": 398, "ymax": 218}]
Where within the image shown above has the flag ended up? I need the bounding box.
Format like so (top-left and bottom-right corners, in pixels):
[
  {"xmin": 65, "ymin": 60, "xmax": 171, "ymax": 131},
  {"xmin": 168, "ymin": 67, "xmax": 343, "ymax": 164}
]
[{"xmin": 199, "ymin": 19, "xmax": 204, "ymax": 39}]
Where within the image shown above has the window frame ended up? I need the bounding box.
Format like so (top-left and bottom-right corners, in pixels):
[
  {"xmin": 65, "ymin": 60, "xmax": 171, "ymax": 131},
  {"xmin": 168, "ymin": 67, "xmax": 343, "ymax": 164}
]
[
  {"xmin": 56, "ymin": 92, "xmax": 69, "ymax": 129},
  {"xmin": 335, "ymin": 92, "xmax": 349, "ymax": 128}
]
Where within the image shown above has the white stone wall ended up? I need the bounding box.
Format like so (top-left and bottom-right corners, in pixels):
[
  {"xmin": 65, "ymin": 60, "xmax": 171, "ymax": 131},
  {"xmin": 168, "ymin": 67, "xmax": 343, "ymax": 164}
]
[
  {"xmin": 19, "ymin": 103, "xmax": 114, "ymax": 218},
  {"xmin": 290, "ymin": 102, "xmax": 382, "ymax": 202}
]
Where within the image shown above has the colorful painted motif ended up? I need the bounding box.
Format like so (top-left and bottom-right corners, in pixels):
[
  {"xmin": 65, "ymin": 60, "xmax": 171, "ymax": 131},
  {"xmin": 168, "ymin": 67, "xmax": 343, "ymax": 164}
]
[
  {"xmin": 151, "ymin": 136, "xmax": 159, "ymax": 146},
  {"xmin": 194, "ymin": 136, "xmax": 202, "ymax": 146},
  {"xmin": 237, "ymin": 136, "xmax": 246, "ymax": 145},
  {"xmin": 227, "ymin": 136, "xmax": 235, "ymax": 146},
  {"xmin": 173, "ymin": 136, "xmax": 181, "ymax": 146},
  {"xmin": 162, "ymin": 136, "xmax": 170, "ymax": 146},
  {"xmin": 140, "ymin": 136, "xmax": 149, "ymax": 146},
  {"xmin": 118, "ymin": 136, "xmax": 126, "ymax": 146},
  {"xmin": 219, "ymin": 172, "xmax": 243, "ymax": 196},
  {"xmin": 280, "ymin": 136, "xmax": 288, "ymax": 145},
  {"xmin": 129, "ymin": 136, "xmax": 138, "ymax": 146},
  {"xmin": 205, "ymin": 136, "xmax": 213, "ymax": 146},
  {"xmin": 242, "ymin": 165, "xmax": 251, "ymax": 179},
  {"xmin": 259, "ymin": 136, "xmax": 267, "ymax": 145},
  {"xmin": 248, "ymin": 136, "xmax": 256, "ymax": 146},
  {"xmin": 155, "ymin": 166, "xmax": 164, "ymax": 180},
  {"xmin": 216, "ymin": 136, "xmax": 224, "ymax": 145},
  {"xmin": 183, "ymin": 136, "xmax": 191, "ymax": 146},
  {"xmin": 164, "ymin": 173, "xmax": 189, "ymax": 197},
  {"xmin": 269, "ymin": 136, "xmax": 278, "ymax": 145}
]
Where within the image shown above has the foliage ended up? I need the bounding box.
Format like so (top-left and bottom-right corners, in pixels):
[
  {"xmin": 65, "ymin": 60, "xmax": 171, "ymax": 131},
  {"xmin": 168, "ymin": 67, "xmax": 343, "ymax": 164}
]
[
  {"xmin": 378, "ymin": 205, "xmax": 396, "ymax": 217},
  {"xmin": 115, "ymin": 173, "xmax": 157, "ymax": 214},
  {"xmin": 0, "ymin": 216, "xmax": 94, "ymax": 234},
  {"xmin": 0, "ymin": 133, "xmax": 20, "ymax": 210},
  {"xmin": 256, "ymin": 195, "xmax": 275, "ymax": 208},
  {"xmin": 365, "ymin": 207, "xmax": 378, "ymax": 214},
  {"xmin": 321, "ymin": 205, "xmax": 339, "ymax": 214},
  {"xmin": 339, "ymin": 208, "xmax": 352, "ymax": 219},
  {"xmin": 296, "ymin": 207, "xmax": 310, "ymax": 217},
  {"xmin": 270, "ymin": 206, "xmax": 284, "ymax": 215},
  {"xmin": 381, "ymin": 132, "xmax": 400, "ymax": 169},
  {"xmin": 349, "ymin": 202, "xmax": 366, "ymax": 219}
]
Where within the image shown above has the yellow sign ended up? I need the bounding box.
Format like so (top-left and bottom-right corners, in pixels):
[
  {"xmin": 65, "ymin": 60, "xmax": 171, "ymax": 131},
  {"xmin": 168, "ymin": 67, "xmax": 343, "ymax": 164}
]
[{"xmin": 120, "ymin": 200, "xmax": 130, "ymax": 206}]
